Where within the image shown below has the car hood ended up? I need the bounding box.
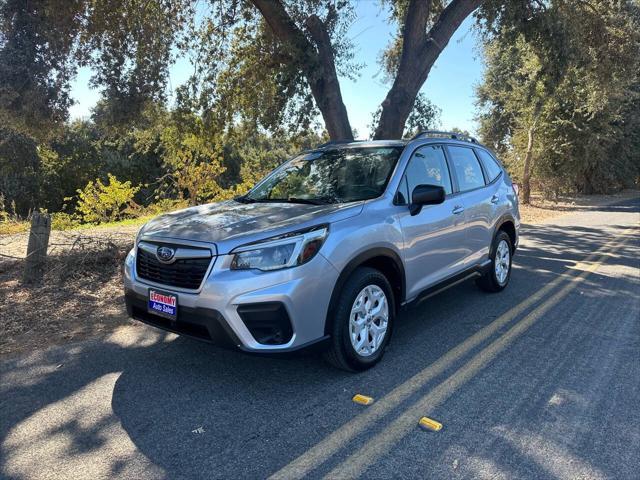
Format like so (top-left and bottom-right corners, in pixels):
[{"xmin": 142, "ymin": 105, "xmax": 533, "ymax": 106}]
[{"xmin": 138, "ymin": 200, "xmax": 364, "ymax": 254}]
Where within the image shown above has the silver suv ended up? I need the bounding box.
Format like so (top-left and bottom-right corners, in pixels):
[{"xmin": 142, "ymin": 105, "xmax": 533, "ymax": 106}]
[{"xmin": 124, "ymin": 131, "xmax": 520, "ymax": 371}]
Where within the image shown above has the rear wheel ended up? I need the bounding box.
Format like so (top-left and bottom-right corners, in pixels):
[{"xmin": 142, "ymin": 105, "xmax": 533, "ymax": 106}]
[
  {"xmin": 476, "ymin": 230, "xmax": 512, "ymax": 293},
  {"xmin": 324, "ymin": 267, "xmax": 395, "ymax": 372}
]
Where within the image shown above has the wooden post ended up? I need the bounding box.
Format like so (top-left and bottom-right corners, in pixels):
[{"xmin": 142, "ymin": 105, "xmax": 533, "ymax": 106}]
[{"xmin": 22, "ymin": 212, "xmax": 51, "ymax": 284}]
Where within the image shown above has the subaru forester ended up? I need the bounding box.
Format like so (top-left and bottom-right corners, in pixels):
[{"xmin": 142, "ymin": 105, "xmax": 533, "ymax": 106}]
[{"xmin": 124, "ymin": 131, "xmax": 520, "ymax": 371}]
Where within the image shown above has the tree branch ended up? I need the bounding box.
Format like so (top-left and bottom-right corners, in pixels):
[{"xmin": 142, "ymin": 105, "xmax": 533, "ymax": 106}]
[
  {"xmin": 374, "ymin": 0, "xmax": 484, "ymax": 139},
  {"xmin": 399, "ymin": 0, "xmax": 432, "ymax": 66},
  {"xmin": 251, "ymin": 0, "xmax": 315, "ymax": 61},
  {"xmin": 420, "ymin": 0, "xmax": 484, "ymax": 83},
  {"xmin": 249, "ymin": 0, "xmax": 353, "ymax": 139},
  {"xmin": 304, "ymin": 12, "xmax": 353, "ymax": 139}
]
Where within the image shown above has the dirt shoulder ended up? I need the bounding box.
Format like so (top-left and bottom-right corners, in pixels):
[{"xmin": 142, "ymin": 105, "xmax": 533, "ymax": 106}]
[
  {"xmin": 0, "ymin": 235, "xmax": 136, "ymax": 357},
  {"xmin": 518, "ymin": 189, "xmax": 639, "ymax": 224},
  {"xmin": 1, "ymin": 190, "xmax": 638, "ymax": 358}
]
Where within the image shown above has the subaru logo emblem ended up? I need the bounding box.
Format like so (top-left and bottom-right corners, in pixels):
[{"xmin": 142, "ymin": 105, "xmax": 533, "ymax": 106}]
[{"xmin": 156, "ymin": 246, "xmax": 176, "ymax": 263}]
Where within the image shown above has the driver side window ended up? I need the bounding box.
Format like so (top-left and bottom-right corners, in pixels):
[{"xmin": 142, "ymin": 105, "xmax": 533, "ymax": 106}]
[{"xmin": 402, "ymin": 145, "xmax": 453, "ymax": 201}]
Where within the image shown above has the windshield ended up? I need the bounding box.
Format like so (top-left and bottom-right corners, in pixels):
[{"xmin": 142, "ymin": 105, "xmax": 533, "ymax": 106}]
[{"xmin": 243, "ymin": 146, "xmax": 403, "ymax": 204}]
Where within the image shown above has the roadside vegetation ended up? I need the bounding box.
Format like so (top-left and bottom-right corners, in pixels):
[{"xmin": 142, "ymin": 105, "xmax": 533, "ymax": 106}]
[{"xmin": 1, "ymin": 0, "xmax": 638, "ymax": 235}]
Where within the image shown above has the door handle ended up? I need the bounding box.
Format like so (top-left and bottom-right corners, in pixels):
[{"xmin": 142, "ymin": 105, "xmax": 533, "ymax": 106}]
[
  {"xmin": 452, "ymin": 205, "xmax": 465, "ymax": 215},
  {"xmin": 490, "ymin": 194, "xmax": 500, "ymax": 204}
]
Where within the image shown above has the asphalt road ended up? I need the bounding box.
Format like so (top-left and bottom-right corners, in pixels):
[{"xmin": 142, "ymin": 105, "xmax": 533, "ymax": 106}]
[{"xmin": 1, "ymin": 196, "xmax": 639, "ymax": 480}]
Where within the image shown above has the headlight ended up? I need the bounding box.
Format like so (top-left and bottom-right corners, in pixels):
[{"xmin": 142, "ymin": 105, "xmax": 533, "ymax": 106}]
[{"xmin": 231, "ymin": 226, "xmax": 328, "ymax": 271}]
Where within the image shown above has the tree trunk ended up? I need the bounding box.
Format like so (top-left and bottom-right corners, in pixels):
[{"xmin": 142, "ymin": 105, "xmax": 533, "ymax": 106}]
[
  {"xmin": 375, "ymin": 74, "xmax": 426, "ymax": 140},
  {"xmin": 251, "ymin": 0, "xmax": 352, "ymax": 140},
  {"xmin": 305, "ymin": 14, "xmax": 353, "ymax": 140},
  {"xmin": 252, "ymin": 0, "xmax": 482, "ymax": 141},
  {"xmin": 521, "ymin": 124, "xmax": 535, "ymax": 205},
  {"xmin": 373, "ymin": 0, "xmax": 484, "ymax": 139},
  {"xmin": 308, "ymin": 80, "xmax": 352, "ymax": 140}
]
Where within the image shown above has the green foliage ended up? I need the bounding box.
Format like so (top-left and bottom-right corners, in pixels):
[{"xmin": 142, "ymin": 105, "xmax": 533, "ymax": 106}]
[
  {"xmin": 39, "ymin": 122, "xmax": 101, "ymax": 213},
  {"xmin": 0, "ymin": 0, "xmax": 84, "ymax": 139},
  {"xmin": 139, "ymin": 198, "xmax": 190, "ymax": 217},
  {"xmin": 75, "ymin": 174, "xmax": 140, "ymax": 224},
  {"xmin": 159, "ymin": 116, "xmax": 229, "ymax": 205},
  {"xmin": 476, "ymin": 0, "xmax": 640, "ymax": 195},
  {"xmin": 83, "ymin": 0, "xmax": 193, "ymax": 130},
  {"xmin": 0, "ymin": 127, "xmax": 41, "ymax": 215},
  {"xmin": 50, "ymin": 212, "xmax": 81, "ymax": 230},
  {"xmin": 176, "ymin": 1, "xmax": 359, "ymax": 137}
]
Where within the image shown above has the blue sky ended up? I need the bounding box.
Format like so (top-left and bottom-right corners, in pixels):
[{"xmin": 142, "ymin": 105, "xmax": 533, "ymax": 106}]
[{"xmin": 68, "ymin": 1, "xmax": 484, "ymax": 138}]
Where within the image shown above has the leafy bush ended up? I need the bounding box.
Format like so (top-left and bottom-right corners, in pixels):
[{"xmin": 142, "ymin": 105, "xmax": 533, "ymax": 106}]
[
  {"xmin": 160, "ymin": 122, "xmax": 232, "ymax": 205},
  {"xmin": 0, "ymin": 193, "xmax": 8, "ymax": 222},
  {"xmin": 75, "ymin": 174, "xmax": 140, "ymax": 224},
  {"xmin": 141, "ymin": 198, "xmax": 190, "ymax": 216},
  {"xmin": 50, "ymin": 212, "xmax": 81, "ymax": 230}
]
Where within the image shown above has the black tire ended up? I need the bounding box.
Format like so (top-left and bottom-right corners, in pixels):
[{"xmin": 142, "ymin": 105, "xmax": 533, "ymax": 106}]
[
  {"xmin": 476, "ymin": 230, "xmax": 513, "ymax": 293},
  {"xmin": 324, "ymin": 267, "xmax": 395, "ymax": 372}
]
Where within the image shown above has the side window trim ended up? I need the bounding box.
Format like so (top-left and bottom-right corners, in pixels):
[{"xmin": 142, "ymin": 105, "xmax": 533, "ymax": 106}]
[
  {"xmin": 393, "ymin": 175, "xmax": 410, "ymax": 205},
  {"xmin": 444, "ymin": 144, "xmax": 489, "ymax": 196},
  {"xmin": 394, "ymin": 142, "xmax": 453, "ymax": 205},
  {"xmin": 474, "ymin": 147, "xmax": 503, "ymax": 186},
  {"xmin": 442, "ymin": 145, "xmax": 460, "ymax": 194}
]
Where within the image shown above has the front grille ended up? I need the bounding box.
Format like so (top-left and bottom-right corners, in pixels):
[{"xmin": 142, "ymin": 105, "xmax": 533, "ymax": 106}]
[{"xmin": 136, "ymin": 247, "xmax": 211, "ymax": 289}]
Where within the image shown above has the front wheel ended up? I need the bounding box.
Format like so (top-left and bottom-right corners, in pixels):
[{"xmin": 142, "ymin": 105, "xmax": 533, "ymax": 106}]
[
  {"xmin": 476, "ymin": 230, "xmax": 513, "ymax": 293},
  {"xmin": 324, "ymin": 267, "xmax": 395, "ymax": 372}
]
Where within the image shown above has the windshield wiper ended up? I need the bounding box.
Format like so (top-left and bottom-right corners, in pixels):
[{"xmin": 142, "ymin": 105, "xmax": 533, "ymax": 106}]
[
  {"xmin": 234, "ymin": 195, "xmax": 256, "ymax": 203},
  {"xmin": 236, "ymin": 196, "xmax": 332, "ymax": 205},
  {"xmin": 285, "ymin": 197, "xmax": 331, "ymax": 205}
]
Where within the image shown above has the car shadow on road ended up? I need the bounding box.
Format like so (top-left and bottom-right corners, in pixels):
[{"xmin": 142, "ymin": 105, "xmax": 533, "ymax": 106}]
[{"xmin": 1, "ymin": 206, "xmax": 638, "ymax": 479}]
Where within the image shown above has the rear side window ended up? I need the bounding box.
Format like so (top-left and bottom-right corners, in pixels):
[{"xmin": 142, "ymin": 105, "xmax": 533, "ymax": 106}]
[
  {"xmin": 447, "ymin": 146, "xmax": 486, "ymax": 192},
  {"xmin": 403, "ymin": 145, "xmax": 453, "ymax": 196},
  {"xmin": 475, "ymin": 149, "xmax": 503, "ymax": 182}
]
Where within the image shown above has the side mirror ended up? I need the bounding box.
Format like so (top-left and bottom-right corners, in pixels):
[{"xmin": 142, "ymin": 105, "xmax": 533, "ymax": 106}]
[{"xmin": 409, "ymin": 184, "xmax": 445, "ymax": 216}]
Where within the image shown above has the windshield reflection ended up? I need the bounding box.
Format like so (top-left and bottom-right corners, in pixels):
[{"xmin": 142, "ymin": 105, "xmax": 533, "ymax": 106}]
[{"xmin": 242, "ymin": 147, "xmax": 403, "ymax": 204}]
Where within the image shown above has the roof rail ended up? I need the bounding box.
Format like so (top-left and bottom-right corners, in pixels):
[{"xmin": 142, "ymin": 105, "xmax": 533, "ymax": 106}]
[
  {"xmin": 315, "ymin": 139, "xmax": 362, "ymax": 148},
  {"xmin": 411, "ymin": 130, "xmax": 479, "ymax": 144}
]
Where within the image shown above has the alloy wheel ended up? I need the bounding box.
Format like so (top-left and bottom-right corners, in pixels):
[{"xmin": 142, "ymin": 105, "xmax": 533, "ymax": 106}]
[
  {"xmin": 494, "ymin": 239, "xmax": 511, "ymax": 285},
  {"xmin": 349, "ymin": 285, "xmax": 389, "ymax": 357}
]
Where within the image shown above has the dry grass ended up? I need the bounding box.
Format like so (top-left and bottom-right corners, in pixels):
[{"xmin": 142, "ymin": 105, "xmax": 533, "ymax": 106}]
[
  {"xmin": 0, "ymin": 235, "xmax": 135, "ymax": 357},
  {"xmin": 0, "ymin": 220, "xmax": 30, "ymax": 235}
]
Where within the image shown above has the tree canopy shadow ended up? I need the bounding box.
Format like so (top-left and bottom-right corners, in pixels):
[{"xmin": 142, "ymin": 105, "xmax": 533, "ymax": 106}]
[{"xmin": 1, "ymin": 199, "xmax": 638, "ymax": 479}]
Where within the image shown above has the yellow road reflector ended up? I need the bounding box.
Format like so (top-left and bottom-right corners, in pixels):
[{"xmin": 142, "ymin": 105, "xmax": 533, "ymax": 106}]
[
  {"xmin": 419, "ymin": 416, "xmax": 442, "ymax": 431},
  {"xmin": 352, "ymin": 394, "xmax": 374, "ymax": 405}
]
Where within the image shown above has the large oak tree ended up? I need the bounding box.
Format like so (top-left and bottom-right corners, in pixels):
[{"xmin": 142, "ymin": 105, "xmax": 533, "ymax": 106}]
[
  {"xmin": 246, "ymin": 0, "xmax": 484, "ymax": 139},
  {"xmin": 1, "ymin": 0, "xmax": 485, "ymax": 140}
]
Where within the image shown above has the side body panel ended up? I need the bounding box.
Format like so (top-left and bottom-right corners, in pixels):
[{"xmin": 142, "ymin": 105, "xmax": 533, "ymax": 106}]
[
  {"xmin": 457, "ymin": 186, "xmax": 494, "ymax": 266},
  {"xmin": 397, "ymin": 198, "xmax": 468, "ymax": 300}
]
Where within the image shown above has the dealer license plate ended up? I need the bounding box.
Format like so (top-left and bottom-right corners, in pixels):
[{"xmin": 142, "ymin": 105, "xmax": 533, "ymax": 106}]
[{"xmin": 148, "ymin": 289, "xmax": 178, "ymax": 321}]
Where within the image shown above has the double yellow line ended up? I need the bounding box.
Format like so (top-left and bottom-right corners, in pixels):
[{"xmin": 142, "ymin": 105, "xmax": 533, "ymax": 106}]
[{"xmin": 270, "ymin": 228, "xmax": 635, "ymax": 480}]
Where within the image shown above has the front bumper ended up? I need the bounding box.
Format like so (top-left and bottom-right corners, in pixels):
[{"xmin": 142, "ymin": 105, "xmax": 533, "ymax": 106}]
[{"xmin": 124, "ymin": 246, "xmax": 338, "ymax": 353}]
